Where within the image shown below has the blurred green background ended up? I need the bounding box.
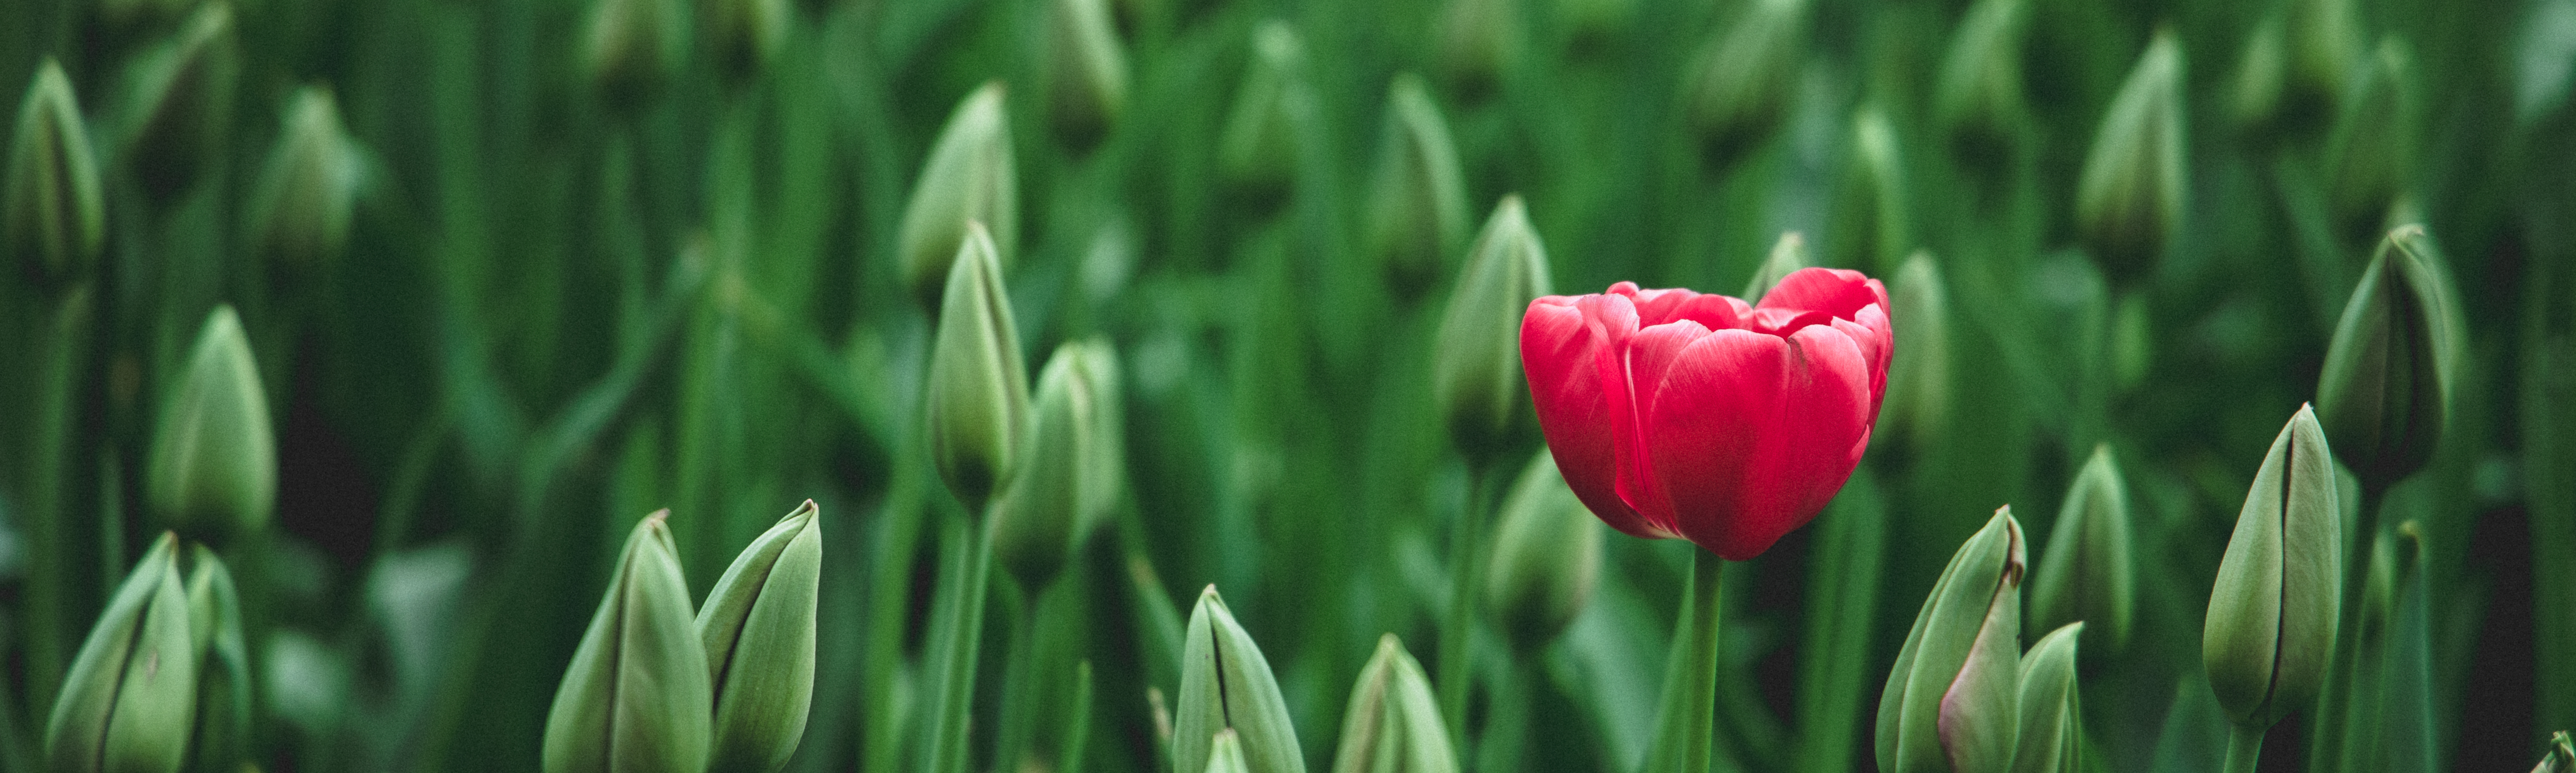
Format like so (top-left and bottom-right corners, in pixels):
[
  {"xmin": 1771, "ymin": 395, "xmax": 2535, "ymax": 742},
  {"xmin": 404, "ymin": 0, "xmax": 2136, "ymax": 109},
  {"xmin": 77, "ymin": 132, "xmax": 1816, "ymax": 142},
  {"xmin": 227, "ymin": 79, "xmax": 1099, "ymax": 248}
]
[{"xmin": 1, "ymin": 0, "xmax": 2573, "ymax": 769}]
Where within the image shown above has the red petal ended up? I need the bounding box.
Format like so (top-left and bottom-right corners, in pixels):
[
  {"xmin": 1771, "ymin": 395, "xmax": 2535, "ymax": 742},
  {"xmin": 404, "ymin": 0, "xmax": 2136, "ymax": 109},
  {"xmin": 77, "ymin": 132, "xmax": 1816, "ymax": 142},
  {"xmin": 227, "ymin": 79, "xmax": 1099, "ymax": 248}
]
[
  {"xmin": 1521, "ymin": 295, "xmax": 1661, "ymax": 539},
  {"xmin": 1756, "ymin": 268, "xmax": 1883, "ymax": 320},
  {"xmin": 1645, "ymin": 324, "xmax": 1874, "ymax": 559},
  {"xmin": 1614, "ymin": 320, "xmax": 1716, "ymax": 534}
]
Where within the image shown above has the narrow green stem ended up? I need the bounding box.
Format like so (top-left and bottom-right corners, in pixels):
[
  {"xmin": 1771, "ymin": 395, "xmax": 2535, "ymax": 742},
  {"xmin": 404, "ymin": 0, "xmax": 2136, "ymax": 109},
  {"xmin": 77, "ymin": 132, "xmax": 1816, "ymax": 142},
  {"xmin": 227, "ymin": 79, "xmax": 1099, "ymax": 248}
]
[
  {"xmin": 1646, "ymin": 550, "xmax": 1726, "ymax": 773},
  {"xmin": 920, "ymin": 513, "xmax": 994, "ymax": 773},
  {"xmin": 2225, "ymin": 722, "xmax": 2267, "ymax": 773},
  {"xmin": 994, "ymin": 585, "xmax": 1045, "ymax": 773},
  {"xmin": 24, "ymin": 288, "xmax": 90, "ymax": 714},
  {"xmin": 1438, "ymin": 461, "xmax": 1495, "ymax": 752},
  {"xmin": 1479, "ymin": 656, "xmax": 1539, "ymax": 773}
]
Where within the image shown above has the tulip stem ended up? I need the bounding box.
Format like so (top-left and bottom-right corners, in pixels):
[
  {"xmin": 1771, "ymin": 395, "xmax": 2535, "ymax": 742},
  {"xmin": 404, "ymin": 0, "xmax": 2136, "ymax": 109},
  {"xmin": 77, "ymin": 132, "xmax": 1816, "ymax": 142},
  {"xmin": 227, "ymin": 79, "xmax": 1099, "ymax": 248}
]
[
  {"xmin": 1439, "ymin": 461, "xmax": 1497, "ymax": 754},
  {"xmin": 23, "ymin": 287, "xmax": 91, "ymax": 715},
  {"xmin": 921, "ymin": 513, "xmax": 995, "ymax": 773},
  {"xmin": 2225, "ymin": 722, "xmax": 2266, "ymax": 773},
  {"xmin": 1646, "ymin": 549, "xmax": 1726, "ymax": 773}
]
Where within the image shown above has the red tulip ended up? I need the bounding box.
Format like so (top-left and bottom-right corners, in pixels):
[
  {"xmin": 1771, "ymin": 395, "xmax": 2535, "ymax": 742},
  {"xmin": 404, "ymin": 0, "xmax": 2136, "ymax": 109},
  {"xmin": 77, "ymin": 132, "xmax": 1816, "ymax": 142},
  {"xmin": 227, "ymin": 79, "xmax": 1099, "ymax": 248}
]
[{"xmin": 1520, "ymin": 268, "xmax": 1892, "ymax": 560}]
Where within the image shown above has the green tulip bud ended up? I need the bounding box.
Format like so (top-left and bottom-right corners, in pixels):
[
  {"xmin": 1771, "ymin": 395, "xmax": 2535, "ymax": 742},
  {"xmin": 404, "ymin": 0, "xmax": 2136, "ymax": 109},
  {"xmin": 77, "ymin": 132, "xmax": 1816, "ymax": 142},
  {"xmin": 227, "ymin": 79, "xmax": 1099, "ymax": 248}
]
[
  {"xmin": 1932, "ymin": 0, "xmax": 2029, "ymax": 161},
  {"xmin": 1073, "ymin": 339, "xmax": 1127, "ymax": 530},
  {"xmin": 1219, "ymin": 22, "xmax": 1312, "ymax": 206},
  {"xmin": 6, "ymin": 60, "xmax": 105, "ymax": 282},
  {"xmin": 991, "ymin": 344, "xmax": 1100, "ymax": 591},
  {"xmin": 2203, "ymin": 404, "xmax": 2340, "ymax": 729},
  {"xmin": 1877, "ymin": 252, "xmax": 1953, "ymax": 450},
  {"xmin": 2317, "ymin": 226, "xmax": 2460, "ymax": 493},
  {"xmin": 2324, "ymin": 40, "xmax": 2418, "ymax": 246},
  {"xmin": 544, "ymin": 511, "xmax": 712, "ymax": 773},
  {"xmin": 47, "ymin": 533, "xmax": 198, "ymax": 773},
  {"xmin": 583, "ymin": 0, "xmax": 686, "ymax": 107},
  {"xmin": 697, "ymin": 501, "xmax": 822, "ymax": 773},
  {"xmin": 97, "ymin": 0, "xmax": 196, "ymax": 33},
  {"xmin": 120, "ymin": 2, "xmax": 239, "ymax": 202},
  {"xmin": 898, "ymin": 83, "xmax": 1018, "ymax": 310},
  {"xmin": 1433, "ymin": 195, "xmax": 1552, "ymax": 460},
  {"xmin": 1434, "ymin": 0, "xmax": 1521, "ymax": 101},
  {"xmin": 1175, "ymin": 587, "xmax": 1304, "ymax": 773},
  {"xmin": 1741, "ymin": 230, "xmax": 1810, "ymax": 303},
  {"xmin": 1680, "ymin": 0, "xmax": 1807, "ymax": 168},
  {"xmin": 1206, "ymin": 730, "xmax": 1252, "ymax": 773},
  {"xmin": 1833, "ymin": 107, "xmax": 1909, "ymax": 274},
  {"xmin": 700, "ymin": 0, "xmax": 788, "ymax": 81},
  {"xmin": 925, "ymin": 222, "xmax": 1030, "ymax": 513},
  {"xmin": 1877, "ymin": 506, "xmax": 2026, "ymax": 773},
  {"xmin": 183, "ymin": 545, "xmax": 250, "ymax": 773},
  {"xmin": 1328, "ymin": 635, "xmax": 1458, "ymax": 773},
  {"xmin": 2012, "ymin": 622, "xmax": 2084, "ymax": 773},
  {"xmin": 2284, "ymin": 0, "xmax": 2360, "ymax": 130},
  {"xmin": 1362, "ymin": 73, "xmax": 1469, "ymax": 290},
  {"xmin": 2535, "ymin": 731, "xmax": 2574, "ymax": 773},
  {"xmin": 2074, "ymin": 31, "xmax": 2185, "ymax": 282},
  {"xmin": 2029, "ymin": 444, "xmax": 2135, "ymax": 651},
  {"xmin": 1046, "ymin": 0, "xmax": 1130, "ymax": 153},
  {"xmin": 1482, "ymin": 452, "xmax": 1601, "ymax": 653},
  {"xmin": 1557, "ymin": 0, "xmax": 1635, "ymax": 57},
  {"xmin": 245, "ymin": 86, "xmax": 361, "ymax": 268},
  {"xmin": 146, "ymin": 305, "xmax": 276, "ymax": 540},
  {"xmin": 2228, "ymin": 19, "xmax": 2287, "ymax": 134}
]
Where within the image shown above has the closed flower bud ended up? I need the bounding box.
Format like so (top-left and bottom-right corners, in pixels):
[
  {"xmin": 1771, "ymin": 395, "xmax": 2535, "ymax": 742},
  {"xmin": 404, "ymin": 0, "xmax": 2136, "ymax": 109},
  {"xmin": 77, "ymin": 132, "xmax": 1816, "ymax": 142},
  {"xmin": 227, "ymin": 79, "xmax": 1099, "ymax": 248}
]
[
  {"xmin": 1741, "ymin": 230, "xmax": 1811, "ymax": 303},
  {"xmin": 701, "ymin": 0, "xmax": 788, "ymax": 82},
  {"xmin": 6, "ymin": 60, "xmax": 105, "ymax": 282},
  {"xmin": 898, "ymin": 83, "xmax": 1018, "ymax": 310},
  {"xmin": 1877, "ymin": 252, "xmax": 1952, "ymax": 450},
  {"xmin": 2317, "ymin": 226, "xmax": 2459, "ymax": 493},
  {"xmin": 120, "ymin": 2, "xmax": 238, "ymax": 202},
  {"xmin": 1434, "ymin": 0, "xmax": 1520, "ymax": 101},
  {"xmin": 2227, "ymin": 19, "xmax": 2287, "ymax": 134},
  {"xmin": 2012, "ymin": 622, "xmax": 2084, "ymax": 773},
  {"xmin": 1206, "ymin": 730, "xmax": 1252, "ymax": 773},
  {"xmin": 1482, "ymin": 452, "xmax": 1601, "ymax": 653},
  {"xmin": 1433, "ymin": 195, "xmax": 1551, "ymax": 460},
  {"xmin": 991, "ymin": 345, "xmax": 1099, "ymax": 591},
  {"xmin": 1932, "ymin": 0, "xmax": 2029, "ymax": 161},
  {"xmin": 246, "ymin": 86, "xmax": 362, "ymax": 268},
  {"xmin": 1877, "ymin": 507, "xmax": 2025, "ymax": 773},
  {"xmin": 2283, "ymin": 0, "xmax": 2360, "ymax": 130},
  {"xmin": 697, "ymin": 501, "xmax": 822, "ymax": 773},
  {"xmin": 1680, "ymin": 0, "xmax": 1807, "ymax": 168},
  {"xmin": 1219, "ymin": 22, "xmax": 1312, "ymax": 206},
  {"xmin": 925, "ymin": 223, "xmax": 1030, "ymax": 513},
  {"xmin": 584, "ymin": 0, "xmax": 686, "ymax": 107},
  {"xmin": 2203, "ymin": 405, "xmax": 2341, "ymax": 729},
  {"xmin": 184, "ymin": 545, "xmax": 251, "ymax": 773},
  {"xmin": 47, "ymin": 533, "xmax": 197, "ymax": 773},
  {"xmin": 1363, "ymin": 74, "xmax": 1469, "ymax": 290},
  {"xmin": 1175, "ymin": 587, "xmax": 1304, "ymax": 773},
  {"xmin": 1833, "ymin": 107, "xmax": 1909, "ymax": 274},
  {"xmin": 146, "ymin": 306, "xmax": 276, "ymax": 540},
  {"xmin": 1046, "ymin": 0, "xmax": 1130, "ymax": 153},
  {"xmin": 2074, "ymin": 31, "xmax": 2185, "ymax": 282},
  {"xmin": 1073, "ymin": 339, "xmax": 1127, "ymax": 530},
  {"xmin": 2029, "ymin": 444, "xmax": 2135, "ymax": 651},
  {"xmin": 545, "ymin": 512, "xmax": 712, "ymax": 773},
  {"xmin": 2324, "ymin": 40, "xmax": 2418, "ymax": 245},
  {"xmin": 2534, "ymin": 731, "xmax": 2574, "ymax": 773},
  {"xmin": 1328, "ymin": 635, "xmax": 1457, "ymax": 773}
]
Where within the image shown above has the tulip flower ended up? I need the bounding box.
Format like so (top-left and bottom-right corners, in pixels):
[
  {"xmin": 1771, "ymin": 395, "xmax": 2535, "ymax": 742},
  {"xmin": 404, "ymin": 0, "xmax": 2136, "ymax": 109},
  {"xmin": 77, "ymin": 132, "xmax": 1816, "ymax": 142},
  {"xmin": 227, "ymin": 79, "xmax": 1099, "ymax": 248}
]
[
  {"xmin": 47, "ymin": 533, "xmax": 197, "ymax": 773},
  {"xmin": 1519, "ymin": 268, "xmax": 1891, "ymax": 560},
  {"xmin": 2318, "ymin": 225, "xmax": 2459, "ymax": 495},
  {"xmin": 121, "ymin": 2, "xmax": 238, "ymax": 202},
  {"xmin": 184, "ymin": 544, "xmax": 252, "ymax": 773},
  {"xmin": 697, "ymin": 501, "xmax": 823, "ymax": 773},
  {"xmin": 1046, "ymin": 0, "xmax": 1129, "ymax": 153},
  {"xmin": 1932, "ymin": 0, "xmax": 2029, "ymax": 160},
  {"xmin": 1175, "ymin": 587, "xmax": 1303, "ymax": 773},
  {"xmin": 925, "ymin": 222, "xmax": 1031, "ymax": 513},
  {"xmin": 1434, "ymin": 195, "xmax": 1551, "ymax": 459},
  {"xmin": 146, "ymin": 306, "xmax": 277, "ymax": 541},
  {"xmin": 544, "ymin": 511, "xmax": 711, "ymax": 773},
  {"xmin": 2029, "ymin": 444, "xmax": 2135, "ymax": 651},
  {"xmin": 245, "ymin": 86, "xmax": 362, "ymax": 269},
  {"xmin": 2014, "ymin": 622, "xmax": 2085, "ymax": 773},
  {"xmin": 1363, "ymin": 74, "xmax": 1469, "ymax": 290},
  {"xmin": 1877, "ymin": 252, "xmax": 1951, "ymax": 450},
  {"xmin": 2206, "ymin": 406, "xmax": 2340, "ymax": 771},
  {"xmin": 898, "ymin": 83, "xmax": 1019, "ymax": 310},
  {"xmin": 1329, "ymin": 635, "xmax": 1457, "ymax": 773},
  {"xmin": 6, "ymin": 59, "xmax": 105, "ymax": 282},
  {"xmin": 991, "ymin": 344, "xmax": 1103, "ymax": 591},
  {"xmin": 1483, "ymin": 452, "xmax": 1602, "ymax": 653},
  {"xmin": 1833, "ymin": 106, "xmax": 1910, "ymax": 274},
  {"xmin": 2075, "ymin": 30, "xmax": 2185, "ymax": 282},
  {"xmin": 1680, "ymin": 0, "xmax": 1807, "ymax": 168},
  {"xmin": 1219, "ymin": 23, "xmax": 1313, "ymax": 207},
  {"xmin": 1877, "ymin": 507, "xmax": 2025, "ymax": 773}
]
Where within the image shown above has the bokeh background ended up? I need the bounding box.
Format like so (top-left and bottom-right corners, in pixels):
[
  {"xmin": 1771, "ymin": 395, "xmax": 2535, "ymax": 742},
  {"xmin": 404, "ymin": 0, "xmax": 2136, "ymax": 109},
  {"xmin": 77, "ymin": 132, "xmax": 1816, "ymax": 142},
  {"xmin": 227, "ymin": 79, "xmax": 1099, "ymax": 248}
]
[{"xmin": 1, "ymin": 0, "xmax": 2572, "ymax": 770}]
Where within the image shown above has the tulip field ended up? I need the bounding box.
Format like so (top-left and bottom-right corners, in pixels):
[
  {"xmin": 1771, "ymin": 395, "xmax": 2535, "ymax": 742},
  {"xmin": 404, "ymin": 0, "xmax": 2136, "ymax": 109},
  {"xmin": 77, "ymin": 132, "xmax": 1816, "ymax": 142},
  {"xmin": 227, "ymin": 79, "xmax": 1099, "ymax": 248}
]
[{"xmin": 6, "ymin": 0, "xmax": 2576, "ymax": 770}]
